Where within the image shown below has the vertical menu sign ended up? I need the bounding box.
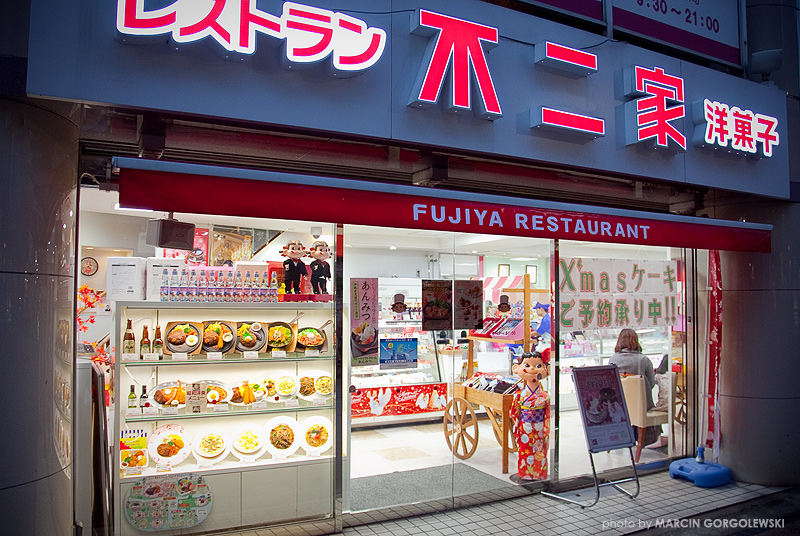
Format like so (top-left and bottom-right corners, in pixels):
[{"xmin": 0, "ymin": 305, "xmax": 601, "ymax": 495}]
[{"xmin": 350, "ymin": 278, "xmax": 379, "ymax": 366}]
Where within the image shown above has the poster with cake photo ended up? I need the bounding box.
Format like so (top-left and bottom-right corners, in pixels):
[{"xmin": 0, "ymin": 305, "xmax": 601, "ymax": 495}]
[{"xmin": 572, "ymin": 365, "xmax": 636, "ymax": 453}]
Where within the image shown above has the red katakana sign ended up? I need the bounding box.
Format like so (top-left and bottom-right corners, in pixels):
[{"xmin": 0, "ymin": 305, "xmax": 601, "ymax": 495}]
[{"xmin": 116, "ymin": 0, "xmax": 386, "ymax": 73}]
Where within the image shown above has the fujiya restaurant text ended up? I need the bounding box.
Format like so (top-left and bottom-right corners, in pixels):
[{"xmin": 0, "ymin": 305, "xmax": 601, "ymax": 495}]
[{"xmin": 412, "ymin": 203, "xmax": 651, "ymax": 242}]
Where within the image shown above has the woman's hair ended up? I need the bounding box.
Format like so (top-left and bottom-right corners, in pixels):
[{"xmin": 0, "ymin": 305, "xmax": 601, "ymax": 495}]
[{"xmin": 615, "ymin": 328, "xmax": 642, "ymax": 353}]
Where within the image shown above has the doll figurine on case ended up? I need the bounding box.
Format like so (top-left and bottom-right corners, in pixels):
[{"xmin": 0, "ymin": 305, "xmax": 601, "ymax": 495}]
[
  {"xmin": 281, "ymin": 240, "xmax": 307, "ymax": 294},
  {"xmin": 308, "ymin": 240, "xmax": 331, "ymax": 294},
  {"xmin": 510, "ymin": 348, "xmax": 551, "ymax": 482}
]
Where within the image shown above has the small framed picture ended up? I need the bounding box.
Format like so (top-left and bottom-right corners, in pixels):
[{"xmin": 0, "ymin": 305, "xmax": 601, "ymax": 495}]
[
  {"xmin": 498, "ymin": 264, "xmax": 510, "ymax": 277},
  {"xmin": 526, "ymin": 265, "xmax": 537, "ymax": 283}
]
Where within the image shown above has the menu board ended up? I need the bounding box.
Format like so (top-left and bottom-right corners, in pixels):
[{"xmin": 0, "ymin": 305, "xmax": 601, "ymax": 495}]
[
  {"xmin": 453, "ymin": 280, "xmax": 484, "ymax": 331},
  {"xmin": 350, "ymin": 278, "xmax": 379, "ymax": 365},
  {"xmin": 124, "ymin": 473, "xmax": 212, "ymax": 531},
  {"xmin": 572, "ymin": 365, "xmax": 635, "ymax": 453},
  {"xmin": 421, "ymin": 280, "xmax": 453, "ymax": 331}
]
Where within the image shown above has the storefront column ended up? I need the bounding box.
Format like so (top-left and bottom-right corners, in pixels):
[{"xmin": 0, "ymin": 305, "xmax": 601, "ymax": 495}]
[
  {"xmin": 0, "ymin": 98, "xmax": 79, "ymax": 532},
  {"xmin": 713, "ymin": 200, "xmax": 800, "ymax": 485}
]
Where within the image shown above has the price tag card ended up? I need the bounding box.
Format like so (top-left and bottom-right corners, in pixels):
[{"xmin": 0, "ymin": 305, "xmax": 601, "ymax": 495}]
[
  {"xmin": 121, "ymin": 353, "xmax": 139, "ymax": 362},
  {"xmin": 124, "ymin": 466, "xmax": 144, "ymax": 476},
  {"xmin": 213, "ymin": 402, "xmax": 229, "ymax": 413},
  {"xmin": 242, "ymin": 351, "xmax": 259, "ymax": 360},
  {"xmin": 142, "ymin": 353, "xmax": 160, "ymax": 362},
  {"xmin": 304, "ymin": 349, "xmax": 320, "ymax": 357},
  {"xmin": 171, "ymin": 352, "xmax": 188, "ymax": 361},
  {"xmin": 239, "ymin": 455, "xmax": 258, "ymax": 464},
  {"xmin": 156, "ymin": 463, "xmax": 171, "ymax": 473},
  {"xmin": 142, "ymin": 405, "xmax": 159, "ymax": 416},
  {"xmin": 313, "ymin": 398, "xmax": 327, "ymax": 407},
  {"xmin": 207, "ymin": 352, "xmax": 223, "ymax": 361},
  {"xmin": 271, "ymin": 451, "xmax": 288, "ymax": 461},
  {"xmin": 197, "ymin": 459, "xmax": 215, "ymax": 469},
  {"xmin": 284, "ymin": 398, "xmax": 300, "ymax": 408},
  {"xmin": 271, "ymin": 350, "xmax": 287, "ymax": 358},
  {"xmin": 161, "ymin": 406, "xmax": 179, "ymax": 416},
  {"xmin": 252, "ymin": 400, "xmax": 267, "ymax": 410},
  {"xmin": 125, "ymin": 407, "xmax": 142, "ymax": 417}
]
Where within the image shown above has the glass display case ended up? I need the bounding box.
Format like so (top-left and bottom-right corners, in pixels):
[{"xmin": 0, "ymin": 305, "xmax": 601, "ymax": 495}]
[
  {"xmin": 112, "ymin": 300, "xmax": 335, "ymax": 535},
  {"xmin": 558, "ymin": 327, "xmax": 670, "ymax": 409}
]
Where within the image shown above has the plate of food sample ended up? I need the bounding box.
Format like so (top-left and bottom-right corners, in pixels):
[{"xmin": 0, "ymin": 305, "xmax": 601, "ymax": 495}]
[
  {"xmin": 200, "ymin": 380, "xmax": 232, "ymax": 406},
  {"xmin": 298, "ymin": 416, "xmax": 333, "ymax": 455},
  {"xmin": 235, "ymin": 321, "xmax": 267, "ymax": 353},
  {"xmin": 227, "ymin": 380, "xmax": 267, "ymax": 406},
  {"xmin": 191, "ymin": 428, "xmax": 230, "ymax": 464},
  {"xmin": 150, "ymin": 381, "xmax": 187, "ymax": 409},
  {"xmin": 262, "ymin": 373, "xmax": 298, "ymax": 404},
  {"xmin": 296, "ymin": 371, "xmax": 334, "ymax": 402},
  {"xmin": 148, "ymin": 424, "xmax": 192, "ymax": 466},
  {"xmin": 264, "ymin": 416, "xmax": 300, "ymax": 458},
  {"xmin": 229, "ymin": 423, "xmax": 268, "ymax": 461},
  {"xmin": 163, "ymin": 322, "xmax": 203, "ymax": 355},
  {"xmin": 201, "ymin": 321, "xmax": 236, "ymax": 354}
]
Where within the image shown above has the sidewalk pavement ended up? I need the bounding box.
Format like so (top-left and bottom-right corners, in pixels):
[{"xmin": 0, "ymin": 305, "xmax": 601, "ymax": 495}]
[{"xmin": 330, "ymin": 472, "xmax": 793, "ymax": 536}]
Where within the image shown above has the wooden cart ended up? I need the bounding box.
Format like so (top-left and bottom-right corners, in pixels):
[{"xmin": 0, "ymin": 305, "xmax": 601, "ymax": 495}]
[{"xmin": 443, "ymin": 274, "xmax": 548, "ymax": 473}]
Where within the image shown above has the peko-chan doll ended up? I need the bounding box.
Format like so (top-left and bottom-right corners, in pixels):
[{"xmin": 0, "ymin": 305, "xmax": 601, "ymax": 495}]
[
  {"xmin": 307, "ymin": 240, "xmax": 331, "ymax": 294},
  {"xmin": 510, "ymin": 348, "xmax": 551, "ymax": 482},
  {"xmin": 281, "ymin": 240, "xmax": 307, "ymax": 294}
]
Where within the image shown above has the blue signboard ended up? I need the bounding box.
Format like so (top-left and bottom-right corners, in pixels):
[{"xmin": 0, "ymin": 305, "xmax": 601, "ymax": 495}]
[{"xmin": 379, "ymin": 338, "xmax": 418, "ymax": 370}]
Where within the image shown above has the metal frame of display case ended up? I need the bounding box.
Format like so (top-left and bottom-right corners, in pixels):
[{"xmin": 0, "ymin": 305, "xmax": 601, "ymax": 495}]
[{"xmin": 111, "ymin": 300, "xmax": 337, "ymax": 536}]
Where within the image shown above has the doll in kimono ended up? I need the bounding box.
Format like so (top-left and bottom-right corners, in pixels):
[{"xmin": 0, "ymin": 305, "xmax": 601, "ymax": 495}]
[{"xmin": 510, "ymin": 348, "xmax": 551, "ymax": 482}]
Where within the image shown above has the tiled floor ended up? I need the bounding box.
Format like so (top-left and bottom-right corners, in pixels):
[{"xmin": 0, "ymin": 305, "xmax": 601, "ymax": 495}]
[
  {"xmin": 330, "ymin": 473, "xmax": 785, "ymax": 536},
  {"xmin": 349, "ymin": 409, "xmax": 671, "ymax": 484}
]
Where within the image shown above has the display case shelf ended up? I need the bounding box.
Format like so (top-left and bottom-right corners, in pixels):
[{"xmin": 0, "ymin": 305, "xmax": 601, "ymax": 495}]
[
  {"xmin": 124, "ymin": 403, "xmax": 333, "ymax": 423},
  {"xmin": 122, "ymin": 355, "xmax": 333, "ymax": 366}
]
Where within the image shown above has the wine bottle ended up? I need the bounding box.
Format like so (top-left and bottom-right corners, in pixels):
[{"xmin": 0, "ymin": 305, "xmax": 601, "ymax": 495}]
[
  {"xmin": 123, "ymin": 319, "xmax": 136, "ymax": 355},
  {"xmin": 139, "ymin": 386, "xmax": 149, "ymax": 408},
  {"xmin": 127, "ymin": 385, "xmax": 137, "ymax": 409}
]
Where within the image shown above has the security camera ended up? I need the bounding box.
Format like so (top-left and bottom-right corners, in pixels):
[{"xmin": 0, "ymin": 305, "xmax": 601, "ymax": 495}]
[{"xmin": 311, "ymin": 226, "xmax": 322, "ymax": 239}]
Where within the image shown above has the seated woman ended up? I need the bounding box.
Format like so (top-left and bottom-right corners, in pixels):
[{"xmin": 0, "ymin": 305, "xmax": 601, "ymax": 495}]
[{"xmin": 609, "ymin": 328, "xmax": 662, "ymax": 450}]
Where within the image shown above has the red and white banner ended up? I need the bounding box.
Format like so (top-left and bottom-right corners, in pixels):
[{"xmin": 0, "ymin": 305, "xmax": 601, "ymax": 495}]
[
  {"xmin": 705, "ymin": 250, "xmax": 722, "ymax": 458},
  {"xmin": 118, "ymin": 166, "xmax": 771, "ymax": 253},
  {"xmin": 351, "ymin": 383, "xmax": 448, "ymax": 418}
]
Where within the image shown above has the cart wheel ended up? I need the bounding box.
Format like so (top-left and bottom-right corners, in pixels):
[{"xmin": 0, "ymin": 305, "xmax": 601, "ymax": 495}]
[{"xmin": 444, "ymin": 397, "xmax": 479, "ymax": 460}]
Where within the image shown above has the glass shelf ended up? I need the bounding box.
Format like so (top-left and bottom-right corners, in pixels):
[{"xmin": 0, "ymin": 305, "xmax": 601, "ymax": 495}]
[{"xmin": 124, "ymin": 403, "xmax": 333, "ymax": 423}]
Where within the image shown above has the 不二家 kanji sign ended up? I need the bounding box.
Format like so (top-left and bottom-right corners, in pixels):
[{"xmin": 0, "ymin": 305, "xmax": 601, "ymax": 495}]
[
  {"xmin": 558, "ymin": 257, "xmax": 681, "ymax": 330},
  {"xmin": 27, "ymin": 0, "xmax": 789, "ymax": 198}
]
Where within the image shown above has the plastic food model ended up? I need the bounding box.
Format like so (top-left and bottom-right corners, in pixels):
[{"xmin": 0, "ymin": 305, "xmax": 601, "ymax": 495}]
[
  {"xmin": 281, "ymin": 240, "xmax": 307, "ymax": 294},
  {"xmin": 307, "ymin": 240, "xmax": 331, "ymax": 294},
  {"xmin": 510, "ymin": 348, "xmax": 551, "ymax": 482}
]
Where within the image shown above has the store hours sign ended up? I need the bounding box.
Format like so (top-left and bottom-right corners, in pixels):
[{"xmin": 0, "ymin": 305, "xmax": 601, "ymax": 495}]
[{"xmin": 558, "ymin": 257, "xmax": 680, "ymax": 330}]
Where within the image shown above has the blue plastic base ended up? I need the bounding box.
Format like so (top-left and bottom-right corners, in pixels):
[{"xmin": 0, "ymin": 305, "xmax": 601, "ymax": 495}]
[{"xmin": 669, "ymin": 458, "xmax": 732, "ymax": 488}]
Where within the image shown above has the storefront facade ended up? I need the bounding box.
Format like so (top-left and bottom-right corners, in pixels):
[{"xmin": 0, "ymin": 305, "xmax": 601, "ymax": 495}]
[{"xmin": 2, "ymin": 0, "xmax": 799, "ymax": 534}]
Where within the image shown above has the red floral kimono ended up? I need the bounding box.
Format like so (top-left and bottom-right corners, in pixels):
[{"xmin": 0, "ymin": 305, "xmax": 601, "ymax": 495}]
[{"xmin": 510, "ymin": 384, "xmax": 550, "ymax": 480}]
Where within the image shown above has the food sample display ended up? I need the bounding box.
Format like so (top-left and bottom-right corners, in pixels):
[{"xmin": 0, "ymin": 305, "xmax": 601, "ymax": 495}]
[
  {"xmin": 114, "ymin": 300, "xmax": 335, "ymax": 535},
  {"xmin": 299, "ymin": 416, "xmax": 333, "ymax": 454}
]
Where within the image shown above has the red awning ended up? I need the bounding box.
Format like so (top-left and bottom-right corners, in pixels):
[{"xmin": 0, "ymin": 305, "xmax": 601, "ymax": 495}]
[{"xmin": 116, "ymin": 158, "xmax": 771, "ymax": 253}]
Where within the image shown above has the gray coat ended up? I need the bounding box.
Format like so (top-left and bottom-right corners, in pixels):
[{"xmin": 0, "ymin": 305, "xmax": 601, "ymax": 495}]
[{"xmin": 609, "ymin": 349, "xmax": 656, "ymax": 409}]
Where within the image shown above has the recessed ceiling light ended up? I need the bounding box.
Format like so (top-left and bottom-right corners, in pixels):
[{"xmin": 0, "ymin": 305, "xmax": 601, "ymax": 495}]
[
  {"xmin": 389, "ymin": 246, "xmax": 397, "ymax": 250},
  {"xmin": 511, "ymin": 257, "xmax": 535, "ymax": 261}
]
